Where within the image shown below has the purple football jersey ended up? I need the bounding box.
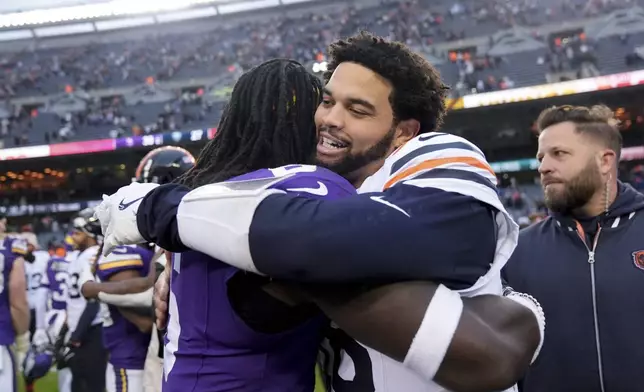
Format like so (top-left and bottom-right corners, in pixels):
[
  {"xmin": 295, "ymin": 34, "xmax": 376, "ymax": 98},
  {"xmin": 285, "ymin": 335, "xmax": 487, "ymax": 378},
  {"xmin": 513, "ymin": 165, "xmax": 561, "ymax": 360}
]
[
  {"xmin": 42, "ymin": 257, "xmax": 69, "ymax": 311},
  {"xmin": 0, "ymin": 236, "xmax": 28, "ymax": 345},
  {"xmin": 96, "ymin": 245, "xmax": 154, "ymax": 370},
  {"xmin": 163, "ymin": 165, "xmax": 356, "ymax": 392}
]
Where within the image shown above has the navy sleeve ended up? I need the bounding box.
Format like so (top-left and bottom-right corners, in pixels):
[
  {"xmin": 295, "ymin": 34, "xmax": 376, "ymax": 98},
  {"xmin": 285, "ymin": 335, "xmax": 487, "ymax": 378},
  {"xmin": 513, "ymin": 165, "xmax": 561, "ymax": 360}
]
[
  {"xmin": 70, "ymin": 300, "xmax": 99, "ymax": 343},
  {"xmin": 137, "ymin": 184, "xmax": 190, "ymax": 252},
  {"xmin": 250, "ymin": 184, "xmax": 497, "ymax": 289}
]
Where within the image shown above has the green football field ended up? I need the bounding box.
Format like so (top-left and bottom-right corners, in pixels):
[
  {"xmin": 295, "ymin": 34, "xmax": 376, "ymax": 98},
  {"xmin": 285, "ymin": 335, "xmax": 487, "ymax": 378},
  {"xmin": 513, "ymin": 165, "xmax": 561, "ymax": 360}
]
[
  {"xmin": 17, "ymin": 367, "xmax": 327, "ymax": 391},
  {"xmin": 17, "ymin": 371, "xmax": 58, "ymax": 392}
]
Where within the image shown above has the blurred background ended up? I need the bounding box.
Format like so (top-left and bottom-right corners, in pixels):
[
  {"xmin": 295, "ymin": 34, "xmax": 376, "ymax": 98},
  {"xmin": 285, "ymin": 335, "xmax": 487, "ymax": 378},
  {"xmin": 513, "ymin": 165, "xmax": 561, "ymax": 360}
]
[{"xmin": 0, "ymin": 0, "xmax": 643, "ymax": 251}]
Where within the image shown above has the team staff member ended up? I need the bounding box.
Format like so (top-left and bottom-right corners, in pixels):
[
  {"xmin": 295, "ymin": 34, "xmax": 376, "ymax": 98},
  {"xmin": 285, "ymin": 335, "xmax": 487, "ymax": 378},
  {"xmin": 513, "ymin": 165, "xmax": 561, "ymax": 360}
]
[{"xmin": 503, "ymin": 104, "xmax": 644, "ymax": 392}]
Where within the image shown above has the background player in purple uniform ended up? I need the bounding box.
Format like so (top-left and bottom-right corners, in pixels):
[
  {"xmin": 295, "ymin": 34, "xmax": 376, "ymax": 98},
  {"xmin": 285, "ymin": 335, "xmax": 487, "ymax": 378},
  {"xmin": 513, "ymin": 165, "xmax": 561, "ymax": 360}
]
[
  {"xmin": 95, "ymin": 243, "xmax": 155, "ymax": 392},
  {"xmin": 0, "ymin": 214, "xmax": 30, "ymax": 392}
]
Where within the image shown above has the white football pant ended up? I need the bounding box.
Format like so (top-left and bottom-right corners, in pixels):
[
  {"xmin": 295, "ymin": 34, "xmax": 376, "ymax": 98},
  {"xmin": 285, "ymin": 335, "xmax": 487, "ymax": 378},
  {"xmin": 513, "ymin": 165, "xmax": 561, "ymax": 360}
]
[
  {"xmin": 58, "ymin": 366, "xmax": 73, "ymax": 392},
  {"xmin": 0, "ymin": 345, "xmax": 16, "ymax": 392},
  {"xmin": 144, "ymin": 328, "xmax": 162, "ymax": 392},
  {"xmin": 107, "ymin": 362, "xmax": 144, "ymax": 392}
]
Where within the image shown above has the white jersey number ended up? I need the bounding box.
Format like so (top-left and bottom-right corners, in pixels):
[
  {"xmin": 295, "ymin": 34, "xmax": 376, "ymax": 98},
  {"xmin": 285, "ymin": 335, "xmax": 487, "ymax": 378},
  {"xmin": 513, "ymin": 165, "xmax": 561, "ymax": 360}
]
[
  {"xmin": 51, "ymin": 271, "xmax": 69, "ymax": 303},
  {"xmin": 269, "ymin": 164, "xmax": 317, "ymax": 178}
]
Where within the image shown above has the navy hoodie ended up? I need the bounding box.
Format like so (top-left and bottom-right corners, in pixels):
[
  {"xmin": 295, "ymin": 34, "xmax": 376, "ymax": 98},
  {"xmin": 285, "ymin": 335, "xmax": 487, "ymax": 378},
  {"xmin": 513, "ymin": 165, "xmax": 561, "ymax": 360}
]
[{"xmin": 503, "ymin": 181, "xmax": 644, "ymax": 392}]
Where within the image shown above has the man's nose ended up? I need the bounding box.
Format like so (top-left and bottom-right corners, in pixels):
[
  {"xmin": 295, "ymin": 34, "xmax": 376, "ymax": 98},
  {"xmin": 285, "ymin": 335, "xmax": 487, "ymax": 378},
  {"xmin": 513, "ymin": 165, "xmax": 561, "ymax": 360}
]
[{"xmin": 321, "ymin": 105, "xmax": 345, "ymax": 130}]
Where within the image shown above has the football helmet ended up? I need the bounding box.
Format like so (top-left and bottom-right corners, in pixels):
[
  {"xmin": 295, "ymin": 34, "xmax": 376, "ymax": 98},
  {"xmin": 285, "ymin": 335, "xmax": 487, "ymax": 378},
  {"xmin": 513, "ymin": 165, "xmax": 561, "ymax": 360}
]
[
  {"xmin": 23, "ymin": 344, "xmax": 54, "ymax": 382},
  {"xmin": 134, "ymin": 146, "xmax": 195, "ymax": 185},
  {"xmin": 72, "ymin": 207, "xmax": 102, "ymax": 240}
]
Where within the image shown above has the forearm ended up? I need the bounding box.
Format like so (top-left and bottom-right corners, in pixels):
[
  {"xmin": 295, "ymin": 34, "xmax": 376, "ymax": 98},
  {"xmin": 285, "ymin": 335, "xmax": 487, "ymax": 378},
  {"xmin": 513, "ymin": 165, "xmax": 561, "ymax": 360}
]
[
  {"xmin": 83, "ymin": 278, "xmax": 152, "ymax": 298},
  {"xmin": 11, "ymin": 304, "xmax": 30, "ymax": 335},
  {"xmin": 312, "ymin": 282, "xmax": 541, "ymax": 392},
  {"xmin": 98, "ymin": 288, "xmax": 153, "ymax": 308},
  {"xmin": 140, "ymin": 183, "xmax": 495, "ymax": 284}
]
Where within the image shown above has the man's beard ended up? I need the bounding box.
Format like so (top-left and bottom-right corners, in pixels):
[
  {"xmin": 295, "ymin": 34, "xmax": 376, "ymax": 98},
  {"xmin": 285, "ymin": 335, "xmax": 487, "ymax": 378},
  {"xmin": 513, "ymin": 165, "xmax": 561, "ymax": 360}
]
[
  {"xmin": 544, "ymin": 161, "xmax": 602, "ymax": 215},
  {"xmin": 316, "ymin": 127, "xmax": 395, "ymax": 180}
]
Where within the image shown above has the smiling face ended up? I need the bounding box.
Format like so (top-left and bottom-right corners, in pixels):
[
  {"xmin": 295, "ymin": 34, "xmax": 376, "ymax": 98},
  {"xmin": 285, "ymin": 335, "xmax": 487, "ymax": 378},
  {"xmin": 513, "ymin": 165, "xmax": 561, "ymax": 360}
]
[
  {"xmin": 537, "ymin": 121, "xmax": 605, "ymax": 214},
  {"xmin": 314, "ymin": 62, "xmax": 416, "ymax": 186}
]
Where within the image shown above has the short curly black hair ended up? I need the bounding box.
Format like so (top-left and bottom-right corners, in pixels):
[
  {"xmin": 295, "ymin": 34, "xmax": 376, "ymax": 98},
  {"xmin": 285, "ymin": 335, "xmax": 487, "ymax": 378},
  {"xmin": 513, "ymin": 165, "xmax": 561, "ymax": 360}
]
[{"xmin": 323, "ymin": 31, "xmax": 448, "ymax": 134}]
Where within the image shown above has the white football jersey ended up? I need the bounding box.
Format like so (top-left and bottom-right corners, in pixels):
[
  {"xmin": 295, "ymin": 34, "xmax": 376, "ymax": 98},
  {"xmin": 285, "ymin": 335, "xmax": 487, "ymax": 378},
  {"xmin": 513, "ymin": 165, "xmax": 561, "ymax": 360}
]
[
  {"xmin": 25, "ymin": 250, "xmax": 49, "ymax": 309},
  {"xmin": 66, "ymin": 246, "xmax": 102, "ymax": 332},
  {"xmin": 323, "ymin": 132, "xmax": 519, "ymax": 392}
]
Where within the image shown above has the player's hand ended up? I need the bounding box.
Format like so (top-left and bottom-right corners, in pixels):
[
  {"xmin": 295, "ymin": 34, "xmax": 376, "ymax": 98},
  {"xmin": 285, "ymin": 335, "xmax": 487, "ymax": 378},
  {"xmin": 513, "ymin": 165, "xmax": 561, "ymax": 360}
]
[
  {"xmin": 95, "ymin": 182, "xmax": 159, "ymax": 256},
  {"xmin": 154, "ymin": 270, "xmax": 170, "ymax": 330},
  {"xmin": 31, "ymin": 329, "xmax": 50, "ymax": 349}
]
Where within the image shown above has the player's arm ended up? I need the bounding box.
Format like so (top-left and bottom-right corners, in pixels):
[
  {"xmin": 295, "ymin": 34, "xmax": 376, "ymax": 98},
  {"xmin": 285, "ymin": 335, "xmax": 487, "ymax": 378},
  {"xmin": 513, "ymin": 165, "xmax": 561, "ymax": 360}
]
[
  {"xmin": 92, "ymin": 253, "xmax": 154, "ymax": 330},
  {"xmin": 311, "ymin": 282, "xmax": 544, "ymax": 392},
  {"xmin": 8, "ymin": 257, "xmax": 30, "ymax": 335},
  {"xmin": 82, "ymin": 252, "xmax": 163, "ymax": 308},
  {"xmin": 138, "ymin": 182, "xmax": 495, "ymax": 284}
]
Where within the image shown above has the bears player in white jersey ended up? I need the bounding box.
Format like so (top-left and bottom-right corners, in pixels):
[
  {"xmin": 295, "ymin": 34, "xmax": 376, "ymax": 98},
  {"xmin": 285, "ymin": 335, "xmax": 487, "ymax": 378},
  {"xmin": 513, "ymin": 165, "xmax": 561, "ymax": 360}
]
[
  {"xmin": 97, "ymin": 34, "xmax": 544, "ymax": 391},
  {"xmin": 67, "ymin": 209, "xmax": 109, "ymax": 392},
  {"xmin": 101, "ymin": 34, "xmax": 544, "ymax": 391}
]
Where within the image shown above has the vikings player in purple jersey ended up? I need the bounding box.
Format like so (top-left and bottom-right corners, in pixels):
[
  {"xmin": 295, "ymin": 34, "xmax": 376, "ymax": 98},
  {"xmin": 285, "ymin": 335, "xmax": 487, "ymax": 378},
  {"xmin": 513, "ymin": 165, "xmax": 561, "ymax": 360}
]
[
  {"xmin": 97, "ymin": 59, "xmax": 332, "ymax": 392},
  {"xmin": 81, "ymin": 146, "xmax": 194, "ymax": 392},
  {"xmin": 162, "ymin": 166, "xmax": 354, "ymax": 392},
  {"xmin": 0, "ymin": 214, "xmax": 30, "ymax": 392},
  {"xmin": 94, "ymin": 244, "xmax": 154, "ymax": 392}
]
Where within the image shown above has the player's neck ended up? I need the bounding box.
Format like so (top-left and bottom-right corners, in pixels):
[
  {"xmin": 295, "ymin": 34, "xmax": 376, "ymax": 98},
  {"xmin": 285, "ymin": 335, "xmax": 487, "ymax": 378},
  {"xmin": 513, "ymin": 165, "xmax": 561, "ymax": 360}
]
[{"xmin": 349, "ymin": 158, "xmax": 387, "ymax": 188}]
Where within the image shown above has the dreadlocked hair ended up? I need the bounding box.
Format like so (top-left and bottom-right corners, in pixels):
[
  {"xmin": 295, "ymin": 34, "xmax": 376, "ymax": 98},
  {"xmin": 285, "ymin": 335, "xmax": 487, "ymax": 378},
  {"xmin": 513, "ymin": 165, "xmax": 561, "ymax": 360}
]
[
  {"xmin": 177, "ymin": 58, "xmax": 323, "ymax": 188},
  {"xmin": 324, "ymin": 31, "xmax": 449, "ymax": 133}
]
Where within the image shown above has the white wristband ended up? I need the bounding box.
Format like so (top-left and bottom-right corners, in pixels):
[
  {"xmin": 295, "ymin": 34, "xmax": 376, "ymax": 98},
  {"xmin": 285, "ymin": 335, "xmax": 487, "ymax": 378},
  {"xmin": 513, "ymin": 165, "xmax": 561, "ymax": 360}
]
[{"xmin": 403, "ymin": 284, "xmax": 463, "ymax": 381}]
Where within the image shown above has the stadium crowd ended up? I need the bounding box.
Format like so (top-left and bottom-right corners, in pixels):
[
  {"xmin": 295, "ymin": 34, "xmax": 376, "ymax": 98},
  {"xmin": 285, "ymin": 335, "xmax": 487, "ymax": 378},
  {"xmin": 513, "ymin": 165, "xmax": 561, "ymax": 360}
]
[
  {"xmin": 0, "ymin": 0, "xmax": 643, "ymax": 391},
  {"xmin": 1, "ymin": 0, "xmax": 643, "ymax": 149}
]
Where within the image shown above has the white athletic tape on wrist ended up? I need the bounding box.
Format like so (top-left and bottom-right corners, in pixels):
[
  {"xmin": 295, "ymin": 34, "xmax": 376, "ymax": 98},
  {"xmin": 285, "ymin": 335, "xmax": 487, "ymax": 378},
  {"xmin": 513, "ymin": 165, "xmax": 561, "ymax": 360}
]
[
  {"xmin": 403, "ymin": 284, "xmax": 463, "ymax": 381},
  {"xmin": 504, "ymin": 290, "xmax": 545, "ymax": 363},
  {"xmin": 98, "ymin": 288, "xmax": 154, "ymax": 308}
]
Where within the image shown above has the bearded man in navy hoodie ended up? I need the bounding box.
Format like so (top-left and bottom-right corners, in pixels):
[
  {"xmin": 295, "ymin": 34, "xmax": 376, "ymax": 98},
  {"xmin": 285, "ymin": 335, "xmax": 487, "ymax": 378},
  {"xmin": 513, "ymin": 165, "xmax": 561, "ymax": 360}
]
[{"xmin": 504, "ymin": 104, "xmax": 644, "ymax": 392}]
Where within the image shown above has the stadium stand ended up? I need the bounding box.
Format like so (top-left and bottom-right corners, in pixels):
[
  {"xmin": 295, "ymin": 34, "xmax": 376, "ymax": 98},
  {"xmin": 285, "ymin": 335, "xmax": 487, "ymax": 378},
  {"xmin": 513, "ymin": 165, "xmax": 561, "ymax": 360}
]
[
  {"xmin": 1, "ymin": 0, "xmax": 643, "ymax": 149},
  {"xmin": 0, "ymin": 0, "xmax": 644, "ymax": 247}
]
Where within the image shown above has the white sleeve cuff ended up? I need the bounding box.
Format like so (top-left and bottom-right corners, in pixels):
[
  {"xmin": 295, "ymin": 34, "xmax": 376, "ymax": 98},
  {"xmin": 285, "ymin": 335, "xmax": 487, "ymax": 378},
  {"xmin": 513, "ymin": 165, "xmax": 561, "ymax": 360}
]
[
  {"xmin": 98, "ymin": 288, "xmax": 153, "ymax": 308},
  {"xmin": 176, "ymin": 182, "xmax": 285, "ymax": 274},
  {"xmin": 403, "ymin": 284, "xmax": 464, "ymax": 382}
]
